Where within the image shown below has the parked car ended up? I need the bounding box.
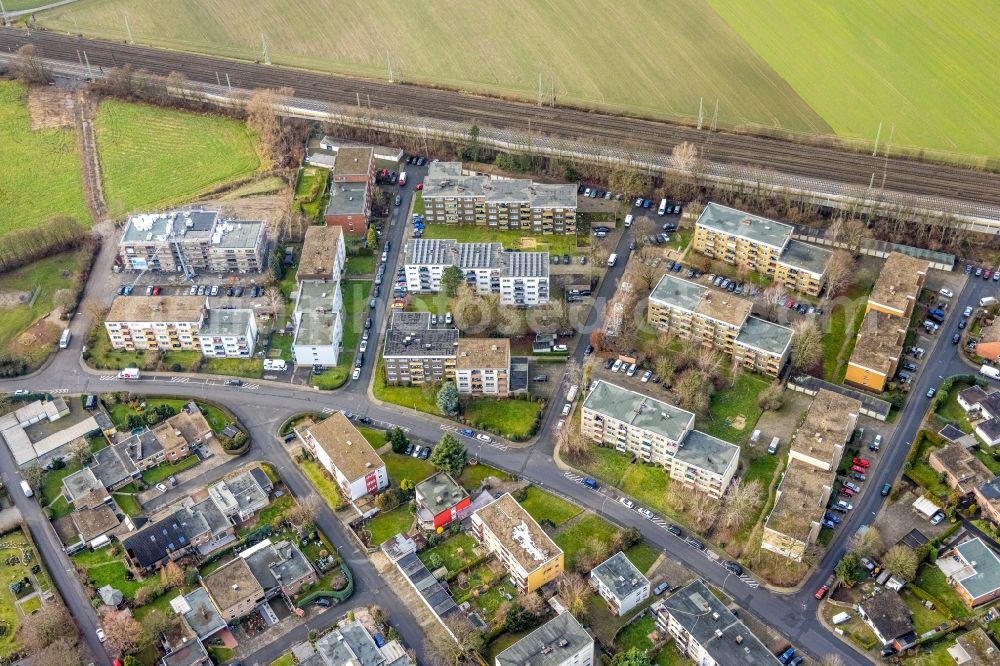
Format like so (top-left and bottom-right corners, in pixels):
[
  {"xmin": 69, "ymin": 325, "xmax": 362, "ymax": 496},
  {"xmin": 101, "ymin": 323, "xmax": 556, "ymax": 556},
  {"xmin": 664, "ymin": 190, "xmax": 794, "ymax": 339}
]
[
  {"xmin": 419, "ymin": 447, "xmax": 431, "ymax": 459},
  {"xmin": 619, "ymin": 497, "xmax": 634, "ymax": 509},
  {"xmin": 853, "ymin": 457, "xmax": 870, "ymax": 468},
  {"xmin": 641, "ymin": 370, "xmax": 652, "ymax": 383},
  {"xmin": 155, "ymin": 483, "xmax": 168, "ymax": 492},
  {"xmin": 940, "ymin": 287, "xmax": 954, "ymax": 298},
  {"xmin": 852, "ymin": 472, "xmax": 866, "ymax": 481},
  {"xmin": 653, "ymin": 582, "xmax": 669, "ymax": 595},
  {"xmin": 686, "ymin": 537, "xmax": 705, "ymax": 550},
  {"xmin": 881, "ymin": 483, "xmax": 892, "ymax": 496},
  {"xmin": 927, "ymin": 387, "xmax": 937, "ymax": 398},
  {"xmin": 666, "ymin": 524, "xmax": 683, "ymax": 537},
  {"xmin": 352, "ymin": 367, "xmax": 361, "ymax": 380},
  {"xmin": 96, "ymin": 628, "xmax": 107, "ymax": 643},
  {"xmin": 850, "ymin": 465, "xmax": 867, "ymax": 474},
  {"xmin": 815, "ymin": 585, "xmax": 830, "ymax": 600},
  {"xmin": 871, "ymin": 434, "xmax": 882, "ymax": 450},
  {"xmin": 844, "ymin": 482, "xmax": 861, "ymax": 493},
  {"xmin": 637, "ymin": 507, "xmax": 654, "ymax": 519},
  {"xmin": 723, "ymin": 561, "xmax": 743, "ymax": 576},
  {"xmin": 839, "ymin": 487, "xmax": 855, "ymax": 497},
  {"xmin": 824, "ymin": 512, "xmax": 840, "ymax": 524}
]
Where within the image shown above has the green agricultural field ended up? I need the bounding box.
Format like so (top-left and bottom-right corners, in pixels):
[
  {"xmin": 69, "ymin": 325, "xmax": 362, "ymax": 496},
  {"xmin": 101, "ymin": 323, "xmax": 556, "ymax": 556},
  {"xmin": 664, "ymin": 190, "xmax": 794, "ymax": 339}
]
[
  {"xmin": 38, "ymin": 0, "xmax": 828, "ymax": 134},
  {"xmin": 94, "ymin": 98, "xmax": 261, "ymax": 216},
  {"xmin": 708, "ymin": 0, "xmax": 1000, "ymax": 158},
  {"xmin": 0, "ymin": 82, "xmax": 88, "ymax": 236}
]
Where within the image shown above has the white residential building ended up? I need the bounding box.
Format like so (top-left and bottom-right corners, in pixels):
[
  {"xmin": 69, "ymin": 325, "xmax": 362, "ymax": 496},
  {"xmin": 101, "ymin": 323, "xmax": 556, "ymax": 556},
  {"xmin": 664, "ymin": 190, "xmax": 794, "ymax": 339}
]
[
  {"xmin": 495, "ymin": 611, "xmax": 594, "ymax": 666},
  {"xmin": 292, "ymin": 280, "xmax": 344, "ymax": 368},
  {"xmin": 196, "ymin": 309, "xmax": 257, "ymax": 358},
  {"xmin": 104, "ymin": 296, "xmax": 205, "ymax": 352},
  {"xmin": 296, "ymin": 412, "xmax": 388, "ymax": 501},
  {"xmin": 590, "ymin": 552, "xmax": 650, "ymax": 616}
]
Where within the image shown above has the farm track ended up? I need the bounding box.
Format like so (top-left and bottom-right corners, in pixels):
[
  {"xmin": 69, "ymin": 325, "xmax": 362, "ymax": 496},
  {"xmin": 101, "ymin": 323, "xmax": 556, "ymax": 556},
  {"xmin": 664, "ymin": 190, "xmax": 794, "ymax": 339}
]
[{"xmin": 4, "ymin": 27, "xmax": 999, "ymax": 209}]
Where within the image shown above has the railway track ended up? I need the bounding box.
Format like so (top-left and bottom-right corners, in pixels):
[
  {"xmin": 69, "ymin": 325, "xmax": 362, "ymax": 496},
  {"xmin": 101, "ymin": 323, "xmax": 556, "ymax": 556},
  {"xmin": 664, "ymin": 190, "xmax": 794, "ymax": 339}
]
[{"xmin": 3, "ymin": 26, "xmax": 999, "ymax": 210}]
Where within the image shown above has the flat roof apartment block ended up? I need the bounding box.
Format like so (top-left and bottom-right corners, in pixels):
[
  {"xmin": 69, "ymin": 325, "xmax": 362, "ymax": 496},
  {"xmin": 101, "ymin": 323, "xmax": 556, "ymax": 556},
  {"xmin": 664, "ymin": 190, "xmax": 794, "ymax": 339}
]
[
  {"xmin": 297, "ymin": 412, "xmax": 388, "ymax": 501},
  {"xmin": 845, "ymin": 309, "xmax": 907, "ymax": 392},
  {"xmin": 470, "ymin": 492, "xmax": 564, "ymax": 592},
  {"xmin": 382, "ymin": 311, "xmax": 458, "ymax": 386},
  {"xmin": 292, "ymin": 280, "xmax": 344, "ymax": 368},
  {"xmin": 580, "ymin": 381, "xmax": 738, "ymax": 497},
  {"xmin": 653, "ymin": 579, "xmax": 779, "ymax": 665},
  {"xmin": 297, "ymin": 225, "xmax": 346, "ymax": 282},
  {"xmin": 196, "ymin": 309, "xmax": 257, "ymax": 358},
  {"xmin": 761, "ymin": 459, "xmax": 835, "ymax": 561},
  {"xmin": 692, "ymin": 203, "xmax": 832, "ymax": 295},
  {"xmin": 734, "ymin": 316, "xmax": 793, "ymax": 376},
  {"xmin": 319, "ymin": 146, "xmax": 375, "ymax": 236},
  {"xmin": 119, "ymin": 210, "xmax": 266, "ymax": 274},
  {"xmin": 789, "ymin": 389, "xmax": 861, "ymax": 471},
  {"xmin": 495, "ymin": 611, "xmax": 594, "ymax": 666},
  {"xmin": 455, "ymin": 338, "xmax": 511, "ymax": 396},
  {"xmin": 590, "ymin": 551, "xmax": 650, "ymax": 616},
  {"xmin": 423, "ymin": 161, "xmax": 577, "ymax": 235},
  {"xmin": 867, "ymin": 252, "xmax": 929, "ymax": 318},
  {"xmin": 105, "ymin": 296, "xmax": 206, "ymax": 352}
]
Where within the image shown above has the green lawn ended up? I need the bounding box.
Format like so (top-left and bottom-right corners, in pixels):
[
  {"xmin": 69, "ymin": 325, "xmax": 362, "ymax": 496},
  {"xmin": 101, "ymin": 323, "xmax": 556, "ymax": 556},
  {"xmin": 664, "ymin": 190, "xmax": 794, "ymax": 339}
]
[
  {"xmin": 701, "ymin": 373, "xmax": 767, "ymax": 444},
  {"xmin": 937, "ymin": 381, "xmax": 974, "ymax": 433},
  {"xmin": 0, "ymin": 81, "xmax": 88, "ymax": 236},
  {"xmin": 421, "ymin": 223, "xmax": 582, "ymax": 255},
  {"xmin": 418, "ymin": 533, "xmax": 478, "ymax": 573},
  {"xmin": 518, "ymin": 486, "xmax": 581, "ymax": 527},
  {"xmin": 134, "ymin": 585, "xmax": 194, "ymax": 621},
  {"xmin": 907, "ymin": 461, "xmax": 951, "ymax": 501},
  {"xmin": 407, "ymin": 293, "xmax": 450, "ymax": 316},
  {"xmin": 358, "ymin": 426, "xmax": 387, "ymax": 447},
  {"xmin": 372, "ymin": 359, "xmax": 442, "ymax": 414},
  {"xmin": 311, "ymin": 279, "xmax": 367, "ymax": 390},
  {"xmin": 94, "ymin": 98, "xmax": 260, "ymax": 217},
  {"xmin": 901, "ymin": 587, "xmax": 949, "ymax": 634},
  {"xmin": 973, "ymin": 448, "xmax": 1000, "ymax": 475},
  {"xmin": 0, "ymin": 249, "xmax": 91, "ymax": 371},
  {"xmin": 140, "ymin": 454, "xmax": 201, "ymax": 484},
  {"xmin": 616, "ymin": 614, "xmax": 655, "ymax": 652},
  {"xmin": 344, "ymin": 254, "xmax": 376, "ymax": 276},
  {"xmin": 113, "ymin": 493, "xmax": 142, "ymax": 517},
  {"xmin": 293, "ymin": 167, "xmax": 329, "ymax": 221},
  {"xmin": 268, "ymin": 332, "xmax": 295, "ymax": 362},
  {"xmin": 708, "ymin": 0, "xmax": 1000, "ymax": 158},
  {"xmin": 161, "ymin": 350, "xmax": 202, "ymax": 372},
  {"xmin": 822, "ymin": 304, "xmax": 848, "ymax": 381},
  {"xmin": 40, "ymin": 459, "xmax": 82, "ymax": 505},
  {"xmin": 383, "ymin": 452, "xmax": 436, "ymax": 484},
  {"xmin": 271, "ymin": 653, "xmax": 296, "ymax": 666},
  {"xmin": 625, "ymin": 542, "xmax": 661, "ymax": 574},
  {"xmin": 364, "ymin": 505, "xmax": 414, "ymax": 545},
  {"xmin": 457, "ymin": 463, "xmax": 510, "ymax": 491},
  {"xmin": 914, "ymin": 565, "xmax": 972, "ymax": 620},
  {"xmin": 105, "ymin": 398, "xmax": 230, "ymax": 435},
  {"xmin": 73, "ymin": 547, "xmax": 160, "ymax": 600},
  {"xmin": 299, "ymin": 459, "xmax": 347, "ymax": 510},
  {"xmin": 46, "ymin": 496, "xmax": 72, "ymax": 519},
  {"xmin": 253, "ymin": 495, "xmax": 294, "ymax": 530},
  {"xmin": 0, "ymin": 531, "xmax": 55, "ymax": 658},
  {"xmin": 463, "ymin": 398, "xmax": 542, "ymax": 440},
  {"xmin": 553, "ymin": 513, "xmax": 620, "ymax": 571},
  {"xmin": 201, "ymin": 356, "xmax": 264, "ymax": 379}
]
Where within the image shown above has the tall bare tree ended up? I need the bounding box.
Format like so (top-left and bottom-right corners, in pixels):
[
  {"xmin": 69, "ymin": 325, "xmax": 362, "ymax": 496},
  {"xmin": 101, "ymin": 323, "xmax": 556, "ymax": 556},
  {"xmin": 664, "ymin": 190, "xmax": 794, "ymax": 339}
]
[
  {"xmin": 557, "ymin": 574, "xmax": 592, "ymax": 619},
  {"xmin": 790, "ymin": 320, "xmax": 822, "ymax": 372},
  {"xmin": 101, "ymin": 609, "xmax": 145, "ymax": 657},
  {"xmin": 882, "ymin": 545, "xmax": 919, "ymax": 582},
  {"xmin": 52, "ymin": 289, "xmax": 76, "ymax": 316},
  {"xmin": 675, "ymin": 369, "xmax": 712, "ymax": 416},
  {"xmin": 670, "ymin": 142, "xmax": 698, "ymax": 175},
  {"xmin": 18, "ymin": 602, "xmax": 75, "ymax": 654},
  {"xmin": 824, "ymin": 250, "xmax": 856, "ymax": 301},
  {"xmin": 31, "ymin": 637, "xmax": 88, "ymax": 666},
  {"xmin": 11, "ymin": 44, "xmax": 51, "ymax": 85},
  {"xmin": 246, "ymin": 87, "xmax": 296, "ymax": 168},
  {"xmin": 850, "ymin": 527, "xmax": 884, "ymax": 559},
  {"xmin": 720, "ymin": 479, "xmax": 762, "ymax": 530}
]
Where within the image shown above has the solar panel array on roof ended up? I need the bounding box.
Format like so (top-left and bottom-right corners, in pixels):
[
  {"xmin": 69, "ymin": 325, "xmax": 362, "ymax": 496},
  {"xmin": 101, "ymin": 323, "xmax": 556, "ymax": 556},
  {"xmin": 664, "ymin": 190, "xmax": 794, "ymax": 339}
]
[{"xmin": 396, "ymin": 553, "xmax": 458, "ymax": 617}]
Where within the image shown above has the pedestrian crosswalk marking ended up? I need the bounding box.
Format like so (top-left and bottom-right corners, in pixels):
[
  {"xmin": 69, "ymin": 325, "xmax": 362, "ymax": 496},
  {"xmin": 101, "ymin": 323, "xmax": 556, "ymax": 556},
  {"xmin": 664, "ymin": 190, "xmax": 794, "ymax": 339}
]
[{"xmin": 170, "ymin": 377, "xmax": 190, "ymax": 383}]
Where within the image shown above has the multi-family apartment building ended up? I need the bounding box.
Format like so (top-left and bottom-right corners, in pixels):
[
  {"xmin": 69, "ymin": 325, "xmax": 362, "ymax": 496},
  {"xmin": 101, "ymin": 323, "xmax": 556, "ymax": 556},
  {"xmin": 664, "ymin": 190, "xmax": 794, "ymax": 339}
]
[
  {"xmin": 322, "ymin": 146, "xmax": 375, "ymax": 236},
  {"xmin": 470, "ymin": 492, "xmax": 564, "ymax": 592},
  {"xmin": 647, "ymin": 274, "xmax": 792, "ymax": 377},
  {"xmin": 118, "ymin": 210, "xmax": 267, "ymax": 274},
  {"xmin": 195, "ymin": 309, "xmax": 257, "ymax": 358},
  {"xmin": 652, "ymin": 579, "xmax": 779, "ymax": 665},
  {"xmin": 415, "ymin": 472, "xmax": 471, "ymax": 530},
  {"xmin": 590, "ymin": 552, "xmax": 650, "ymax": 616},
  {"xmin": 105, "ymin": 296, "xmax": 205, "ymax": 352},
  {"xmin": 762, "ymin": 389, "xmax": 861, "ymax": 561},
  {"xmin": 692, "ymin": 203, "xmax": 831, "ymax": 296},
  {"xmin": 296, "ymin": 412, "xmax": 388, "ymax": 501},
  {"xmin": 495, "ymin": 611, "xmax": 594, "ymax": 666},
  {"xmin": 404, "ymin": 239, "xmax": 549, "ymax": 305},
  {"xmin": 866, "ymin": 251, "xmax": 929, "ymax": 319},
  {"xmin": 580, "ymin": 381, "xmax": 739, "ymax": 498},
  {"xmin": 382, "ymin": 311, "xmax": 458, "ymax": 386},
  {"xmin": 292, "ymin": 280, "xmax": 344, "ymax": 368},
  {"xmin": 296, "ymin": 224, "xmax": 345, "ymax": 282},
  {"xmin": 844, "ymin": 310, "xmax": 907, "ymax": 392},
  {"xmin": 422, "ymin": 161, "xmax": 577, "ymax": 235},
  {"xmin": 455, "ymin": 338, "xmax": 510, "ymax": 396}
]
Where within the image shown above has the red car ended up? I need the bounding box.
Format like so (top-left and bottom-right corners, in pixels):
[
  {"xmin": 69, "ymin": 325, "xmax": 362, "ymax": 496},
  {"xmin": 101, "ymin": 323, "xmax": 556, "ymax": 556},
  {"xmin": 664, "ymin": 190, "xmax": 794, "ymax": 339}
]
[
  {"xmin": 416, "ymin": 183, "xmax": 424, "ymax": 191},
  {"xmin": 985, "ymin": 269, "xmax": 992, "ymax": 280},
  {"xmin": 151, "ymin": 285, "xmax": 161, "ymax": 295},
  {"xmin": 851, "ymin": 465, "xmax": 867, "ymax": 474},
  {"xmin": 852, "ymin": 457, "xmax": 870, "ymax": 468},
  {"xmin": 839, "ymin": 487, "xmax": 855, "ymax": 497},
  {"xmin": 815, "ymin": 585, "xmax": 829, "ymax": 600}
]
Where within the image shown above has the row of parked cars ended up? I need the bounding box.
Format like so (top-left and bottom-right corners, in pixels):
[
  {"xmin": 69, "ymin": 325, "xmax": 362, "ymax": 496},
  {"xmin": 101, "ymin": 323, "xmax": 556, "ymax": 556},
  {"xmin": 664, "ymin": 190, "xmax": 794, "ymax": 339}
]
[
  {"xmin": 966, "ymin": 263, "xmax": 1000, "ymax": 281},
  {"xmin": 117, "ymin": 283, "xmax": 262, "ymax": 298}
]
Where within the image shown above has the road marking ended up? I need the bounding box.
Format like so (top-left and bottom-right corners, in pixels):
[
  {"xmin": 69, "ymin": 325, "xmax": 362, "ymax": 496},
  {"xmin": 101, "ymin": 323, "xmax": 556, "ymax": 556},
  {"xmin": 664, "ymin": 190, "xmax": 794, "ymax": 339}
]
[
  {"xmin": 170, "ymin": 377, "xmax": 190, "ymax": 383},
  {"xmin": 321, "ymin": 408, "xmax": 335, "ymax": 415},
  {"xmin": 99, "ymin": 375, "xmax": 116, "ymax": 381},
  {"xmin": 48, "ymin": 389, "xmax": 69, "ymax": 394},
  {"xmin": 243, "ymin": 383, "xmax": 260, "ymax": 390}
]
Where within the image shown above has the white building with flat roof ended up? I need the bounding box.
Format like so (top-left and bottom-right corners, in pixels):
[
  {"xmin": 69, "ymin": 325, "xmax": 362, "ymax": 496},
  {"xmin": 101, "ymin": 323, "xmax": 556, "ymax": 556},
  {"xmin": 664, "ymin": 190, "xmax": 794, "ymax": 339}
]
[
  {"xmin": 292, "ymin": 280, "xmax": 344, "ymax": 368},
  {"xmin": 196, "ymin": 309, "xmax": 257, "ymax": 358}
]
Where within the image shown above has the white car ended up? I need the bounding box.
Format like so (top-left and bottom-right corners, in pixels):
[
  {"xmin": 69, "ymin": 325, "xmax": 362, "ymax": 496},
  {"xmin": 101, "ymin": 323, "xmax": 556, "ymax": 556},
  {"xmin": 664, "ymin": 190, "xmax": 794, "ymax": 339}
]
[
  {"xmin": 619, "ymin": 497, "xmax": 635, "ymax": 509},
  {"xmin": 352, "ymin": 367, "xmax": 361, "ymax": 380},
  {"xmin": 96, "ymin": 627, "xmax": 106, "ymax": 643},
  {"xmin": 964, "ymin": 306, "xmax": 974, "ymax": 317},
  {"xmin": 939, "ymin": 287, "xmax": 954, "ymax": 298},
  {"xmin": 13, "ymin": 389, "xmax": 29, "ymax": 396},
  {"xmin": 556, "ymin": 419, "xmax": 565, "ymax": 430},
  {"xmin": 626, "ymin": 363, "xmax": 637, "ymax": 376},
  {"xmin": 562, "ymin": 403, "xmax": 571, "ymax": 416},
  {"xmin": 476, "ymin": 433, "xmax": 492, "ymax": 443},
  {"xmin": 553, "ymin": 344, "xmax": 568, "ymax": 352},
  {"xmin": 359, "ymin": 340, "xmax": 368, "ymax": 353},
  {"xmin": 641, "ymin": 370, "xmax": 652, "ymax": 383},
  {"xmin": 155, "ymin": 483, "xmax": 167, "ymax": 492},
  {"xmin": 634, "ymin": 197, "xmax": 643, "ymax": 207},
  {"xmin": 637, "ymin": 507, "xmax": 653, "ymax": 519}
]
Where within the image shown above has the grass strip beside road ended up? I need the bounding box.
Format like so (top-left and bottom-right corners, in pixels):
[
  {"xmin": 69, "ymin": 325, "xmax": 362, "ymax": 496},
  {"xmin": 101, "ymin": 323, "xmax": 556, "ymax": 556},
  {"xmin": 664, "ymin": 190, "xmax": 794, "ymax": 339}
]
[
  {"xmin": 139, "ymin": 454, "xmax": 200, "ymax": 484},
  {"xmin": 519, "ymin": 486, "xmax": 581, "ymax": 527},
  {"xmin": 298, "ymin": 459, "xmax": 347, "ymax": 510}
]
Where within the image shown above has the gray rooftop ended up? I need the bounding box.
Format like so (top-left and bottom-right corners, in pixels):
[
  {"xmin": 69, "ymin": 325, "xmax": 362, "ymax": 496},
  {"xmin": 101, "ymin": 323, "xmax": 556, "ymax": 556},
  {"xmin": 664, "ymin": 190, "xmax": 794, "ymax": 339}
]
[
  {"xmin": 123, "ymin": 210, "xmax": 264, "ymax": 250},
  {"xmin": 415, "ymin": 472, "xmax": 469, "ymax": 517},
  {"xmin": 324, "ymin": 182, "xmax": 369, "ymax": 217},
  {"xmin": 224, "ymin": 470, "xmax": 269, "ymax": 514},
  {"xmin": 396, "ymin": 552, "xmax": 457, "ymax": 617},
  {"xmin": 496, "ymin": 612, "xmax": 593, "ymax": 666},
  {"xmin": 200, "ymin": 309, "xmax": 253, "ymax": 337},
  {"xmin": 62, "ymin": 467, "xmax": 103, "ymax": 503},
  {"xmin": 120, "ymin": 429, "xmax": 162, "ymax": 463},
  {"xmin": 94, "ymin": 442, "xmax": 138, "ymax": 487},
  {"xmin": 383, "ymin": 311, "xmax": 458, "ymax": 358},
  {"xmin": 650, "ymin": 273, "xmax": 706, "ymax": 311},
  {"xmin": 736, "ymin": 316, "xmax": 793, "ymax": 356},
  {"xmin": 953, "ymin": 538, "xmax": 1000, "ymax": 599},
  {"xmin": 778, "ymin": 239, "xmax": 832, "ymax": 275},
  {"xmin": 454, "ymin": 242, "xmax": 503, "ymax": 269},
  {"xmin": 181, "ymin": 587, "xmax": 225, "ymax": 638},
  {"xmin": 161, "ymin": 638, "xmax": 209, "ymax": 666},
  {"xmin": 977, "ymin": 418, "xmax": 1000, "ymax": 440},
  {"xmin": 677, "ymin": 431, "xmax": 741, "ymax": 477},
  {"xmin": 591, "ymin": 551, "xmax": 649, "ymax": 601},
  {"xmin": 978, "ymin": 477, "xmax": 1000, "ymax": 501},
  {"xmin": 295, "ymin": 281, "xmax": 341, "ymax": 347},
  {"xmin": 245, "ymin": 541, "xmax": 313, "ymax": 590},
  {"xmin": 582, "ymin": 380, "xmax": 694, "ymax": 443},
  {"xmin": 696, "ymin": 202, "xmax": 793, "ymax": 250},
  {"xmin": 190, "ymin": 498, "xmax": 231, "ymax": 537},
  {"xmin": 422, "ymin": 162, "xmax": 576, "ymax": 209},
  {"xmin": 656, "ymin": 579, "xmax": 779, "ymax": 664},
  {"xmin": 406, "ymin": 238, "xmax": 456, "ymax": 265},
  {"xmin": 503, "ymin": 251, "xmax": 549, "ymax": 278},
  {"xmin": 314, "ymin": 621, "xmax": 385, "ymax": 666}
]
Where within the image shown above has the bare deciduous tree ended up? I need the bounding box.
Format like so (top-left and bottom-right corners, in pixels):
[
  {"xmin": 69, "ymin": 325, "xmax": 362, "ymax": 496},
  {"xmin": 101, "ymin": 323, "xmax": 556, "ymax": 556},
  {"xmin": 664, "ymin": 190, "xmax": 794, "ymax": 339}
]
[
  {"xmin": 68, "ymin": 438, "xmax": 91, "ymax": 468},
  {"xmin": 720, "ymin": 479, "xmax": 763, "ymax": 530},
  {"xmin": 19, "ymin": 602, "xmax": 75, "ymax": 654},
  {"xmin": 246, "ymin": 87, "xmax": 296, "ymax": 168},
  {"xmin": 101, "ymin": 609, "xmax": 146, "ymax": 657},
  {"xmin": 790, "ymin": 320, "xmax": 823, "ymax": 372},
  {"xmin": 850, "ymin": 527, "xmax": 884, "ymax": 559},
  {"xmin": 557, "ymin": 573, "xmax": 592, "ymax": 619},
  {"xmin": 31, "ymin": 637, "xmax": 88, "ymax": 666},
  {"xmin": 11, "ymin": 44, "xmax": 51, "ymax": 85},
  {"xmin": 286, "ymin": 494, "xmax": 322, "ymax": 527},
  {"xmin": 609, "ymin": 167, "xmax": 649, "ymax": 201},
  {"xmin": 689, "ymin": 492, "xmax": 721, "ymax": 530},
  {"xmin": 671, "ymin": 142, "xmax": 698, "ymax": 175},
  {"xmin": 52, "ymin": 289, "xmax": 76, "ymax": 316},
  {"xmin": 160, "ymin": 560, "xmax": 184, "ymax": 589},
  {"xmin": 839, "ymin": 218, "xmax": 870, "ymax": 251},
  {"xmin": 676, "ymin": 369, "xmax": 712, "ymax": 416},
  {"xmin": 882, "ymin": 545, "xmax": 919, "ymax": 582},
  {"xmin": 824, "ymin": 250, "xmax": 856, "ymax": 301},
  {"xmin": 758, "ymin": 382, "xmax": 785, "ymax": 411},
  {"xmin": 757, "ymin": 285, "xmax": 786, "ymax": 319}
]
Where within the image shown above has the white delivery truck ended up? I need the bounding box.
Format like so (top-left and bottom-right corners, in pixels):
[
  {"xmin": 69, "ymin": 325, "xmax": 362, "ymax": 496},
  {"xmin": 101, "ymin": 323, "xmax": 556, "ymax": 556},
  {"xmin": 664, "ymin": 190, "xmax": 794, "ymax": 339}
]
[
  {"xmin": 566, "ymin": 384, "xmax": 579, "ymax": 402},
  {"xmin": 980, "ymin": 364, "xmax": 1000, "ymax": 380},
  {"xmin": 59, "ymin": 329, "xmax": 71, "ymax": 349},
  {"xmin": 398, "ymin": 171, "xmax": 407, "ymax": 186},
  {"xmin": 624, "ymin": 214, "xmax": 634, "ymax": 228},
  {"xmin": 831, "ymin": 612, "xmax": 851, "ymax": 626},
  {"xmin": 657, "ymin": 198, "xmax": 668, "ymax": 215},
  {"xmin": 264, "ymin": 359, "xmax": 287, "ymax": 372},
  {"xmin": 118, "ymin": 367, "xmax": 140, "ymax": 379},
  {"xmin": 20, "ymin": 480, "xmax": 32, "ymax": 497},
  {"xmin": 607, "ymin": 253, "xmax": 618, "ymax": 267}
]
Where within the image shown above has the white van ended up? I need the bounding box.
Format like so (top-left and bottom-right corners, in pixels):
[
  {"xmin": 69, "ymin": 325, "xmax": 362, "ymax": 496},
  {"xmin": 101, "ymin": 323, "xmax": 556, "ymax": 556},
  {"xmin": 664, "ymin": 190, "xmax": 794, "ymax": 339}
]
[
  {"xmin": 832, "ymin": 612, "xmax": 851, "ymax": 626},
  {"xmin": 118, "ymin": 367, "xmax": 140, "ymax": 379},
  {"xmin": 398, "ymin": 172, "xmax": 407, "ymax": 186},
  {"xmin": 768, "ymin": 437, "xmax": 780, "ymax": 454},
  {"xmin": 657, "ymin": 198, "xmax": 668, "ymax": 216},
  {"xmin": 607, "ymin": 253, "xmax": 618, "ymax": 267},
  {"xmin": 20, "ymin": 480, "xmax": 32, "ymax": 497},
  {"xmin": 980, "ymin": 296, "xmax": 997, "ymax": 307},
  {"xmin": 263, "ymin": 359, "xmax": 287, "ymax": 372},
  {"xmin": 624, "ymin": 214, "xmax": 634, "ymax": 228},
  {"xmin": 59, "ymin": 329, "xmax": 71, "ymax": 349}
]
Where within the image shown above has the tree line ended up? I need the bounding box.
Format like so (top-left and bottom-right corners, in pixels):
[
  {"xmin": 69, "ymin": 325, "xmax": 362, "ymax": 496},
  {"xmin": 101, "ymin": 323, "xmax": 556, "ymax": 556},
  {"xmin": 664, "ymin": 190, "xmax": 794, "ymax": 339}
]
[{"xmin": 0, "ymin": 216, "xmax": 89, "ymax": 273}]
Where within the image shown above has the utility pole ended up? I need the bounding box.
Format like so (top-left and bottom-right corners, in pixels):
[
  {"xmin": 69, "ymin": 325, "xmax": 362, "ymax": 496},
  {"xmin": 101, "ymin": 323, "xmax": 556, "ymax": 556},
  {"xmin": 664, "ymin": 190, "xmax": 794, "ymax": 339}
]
[
  {"xmin": 386, "ymin": 53, "xmax": 393, "ymax": 83},
  {"xmin": 872, "ymin": 121, "xmax": 882, "ymax": 157},
  {"xmin": 123, "ymin": 14, "xmax": 133, "ymax": 44},
  {"xmin": 0, "ymin": 0, "xmax": 7, "ymax": 28},
  {"xmin": 881, "ymin": 124, "xmax": 895, "ymax": 190},
  {"xmin": 697, "ymin": 97, "xmax": 704, "ymax": 130},
  {"xmin": 711, "ymin": 99, "xmax": 719, "ymax": 131},
  {"xmin": 82, "ymin": 51, "xmax": 94, "ymax": 80},
  {"xmin": 225, "ymin": 73, "xmax": 231, "ymax": 91},
  {"xmin": 538, "ymin": 73, "xmax": 543, "ymax": 106},
  {"xmin": 215, "ymin": 71, "xmax": 221, "ymax": 87},
  {"xmin": 356, "ymin": 92, "xmax": 361, "ymax": 108},
  {"xmin": 261, "ymin": 33, "xmax": 270, "ymax": 65}
]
